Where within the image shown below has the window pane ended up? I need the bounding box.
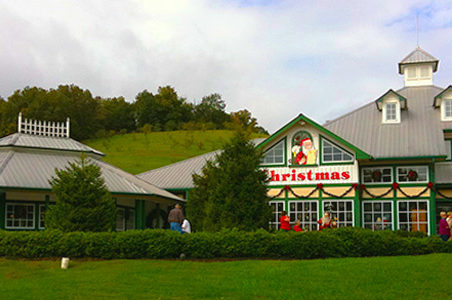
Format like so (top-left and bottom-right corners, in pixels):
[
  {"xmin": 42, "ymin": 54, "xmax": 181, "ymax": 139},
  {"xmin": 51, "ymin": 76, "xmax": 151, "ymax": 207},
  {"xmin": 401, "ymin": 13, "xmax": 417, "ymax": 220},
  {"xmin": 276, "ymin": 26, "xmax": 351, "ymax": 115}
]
[
  {"xmin": 261, "ymin": 140, "xmax": 285, "ymax": 165},
  {"xmin": 322, "ymin": 140, "xmax": 353, "ymax": 163},
  {"xmin": 289, "ymin": 201, "xmax": 319, "ymax": 231}
]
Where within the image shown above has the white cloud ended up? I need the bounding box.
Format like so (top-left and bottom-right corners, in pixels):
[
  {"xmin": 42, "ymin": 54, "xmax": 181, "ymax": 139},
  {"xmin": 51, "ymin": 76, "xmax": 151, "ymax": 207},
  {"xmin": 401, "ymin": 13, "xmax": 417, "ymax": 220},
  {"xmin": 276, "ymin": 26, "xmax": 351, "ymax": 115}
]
[{"xmin": 0, "ymin": 0, "xmax": 451, "ymax": 132}]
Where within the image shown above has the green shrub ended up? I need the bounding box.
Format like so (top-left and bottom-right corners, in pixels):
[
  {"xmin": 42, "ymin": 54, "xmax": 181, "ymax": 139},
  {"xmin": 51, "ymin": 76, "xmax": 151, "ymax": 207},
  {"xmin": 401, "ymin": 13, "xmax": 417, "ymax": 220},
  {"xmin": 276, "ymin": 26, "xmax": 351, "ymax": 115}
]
[{"xmin": 0, "ymin": 228, "xmax": 450, "ymax": 259}]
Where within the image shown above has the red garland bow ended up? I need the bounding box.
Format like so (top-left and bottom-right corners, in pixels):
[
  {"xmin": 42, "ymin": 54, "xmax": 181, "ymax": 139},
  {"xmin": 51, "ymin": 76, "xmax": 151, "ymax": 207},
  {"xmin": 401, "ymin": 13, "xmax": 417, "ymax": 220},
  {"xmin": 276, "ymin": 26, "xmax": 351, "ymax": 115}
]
[
  {"xmin": 316, "ymin": 183, "xmax": 323, "ymax": 189},
  {"xmin": 392, "ymin": 182, "xmax": 399, "ymax": 189},
  {"xmin": 427, "ymin": 182, "xmax": 434, "ymax": 189},
  {"xmin": 360, "ymin": 184, "xmax": 366, "ymax": 190},
  {"xmin": 352, "ymin": 183, "xmax": 359, "ymax": 190},
  {"xmin": 284, "ymin": 185, "xmax": 291, "ymax": 191}
]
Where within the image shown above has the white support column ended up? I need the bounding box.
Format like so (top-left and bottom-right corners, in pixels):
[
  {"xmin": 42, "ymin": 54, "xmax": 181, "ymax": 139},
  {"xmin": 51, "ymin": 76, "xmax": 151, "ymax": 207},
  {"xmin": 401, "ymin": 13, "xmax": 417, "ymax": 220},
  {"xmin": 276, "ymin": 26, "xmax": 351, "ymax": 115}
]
[
  {"xmin": 17, "ymin": 113, "xmax": 22, "ymax": 133},
  {"xmin": 66, "ymin": 118, "xmax": 70, "ymax": 138}
]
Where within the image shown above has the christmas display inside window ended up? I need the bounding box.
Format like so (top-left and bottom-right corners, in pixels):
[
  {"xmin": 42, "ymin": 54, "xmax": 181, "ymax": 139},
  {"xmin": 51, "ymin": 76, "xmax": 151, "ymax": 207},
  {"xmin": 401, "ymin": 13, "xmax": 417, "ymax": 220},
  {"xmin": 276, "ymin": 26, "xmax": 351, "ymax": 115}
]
[{"xmin": 290, "ymin": 131, "xmax": 317, "ymax": 165}]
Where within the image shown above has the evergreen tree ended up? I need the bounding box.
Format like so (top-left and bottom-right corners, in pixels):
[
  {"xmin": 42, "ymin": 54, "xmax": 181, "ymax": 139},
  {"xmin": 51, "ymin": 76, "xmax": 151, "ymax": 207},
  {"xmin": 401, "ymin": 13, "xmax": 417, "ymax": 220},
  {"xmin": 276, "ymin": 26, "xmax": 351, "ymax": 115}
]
[
  {"xmin": 187, "ymin": 132, "xmax": 271, "ymax": 231},
  {"xmin": 45, "ymin": 155, "xmax": 116, "ymax": 232}
]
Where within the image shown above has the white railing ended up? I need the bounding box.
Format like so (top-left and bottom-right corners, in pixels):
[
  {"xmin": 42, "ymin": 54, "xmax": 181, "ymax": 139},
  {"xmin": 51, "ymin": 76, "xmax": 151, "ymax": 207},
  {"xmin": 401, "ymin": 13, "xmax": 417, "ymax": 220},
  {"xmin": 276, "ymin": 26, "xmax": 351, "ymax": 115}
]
[{"xmin": 17, "ymin": 113, "xmax": 70, "ymax": 138}]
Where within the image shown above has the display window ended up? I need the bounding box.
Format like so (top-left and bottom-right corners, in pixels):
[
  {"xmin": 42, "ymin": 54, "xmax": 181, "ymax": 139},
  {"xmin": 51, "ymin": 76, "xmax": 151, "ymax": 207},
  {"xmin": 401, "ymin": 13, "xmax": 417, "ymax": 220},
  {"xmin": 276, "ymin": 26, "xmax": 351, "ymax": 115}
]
[
  {"xmin": 396, "ymin": 166, "xmax": 428, "ymax": 183},
  {"xmin": 362, "ymin": 201, "xmax": 393, "ymax": 230},
  {"xmin": 269, "ymin": 201, "xmax": 284, "ymax": 230},
  {"xmin": 6, "ymin": 203, "xmax": 35, "ymax": 229},
  {"xmin": 398, "ymin": 200, "xmax": 429, "ymax": 234},
  {"xmin": 362, "ymin": 167, "xmax": 392, "ymax": 184},
  {"xmin": 288, "ymin": 201, "xmax": 318, "ymax": 231},
  {"xmin": 323, "ymin": 200, "xmax": 354, "ymax": 227}
]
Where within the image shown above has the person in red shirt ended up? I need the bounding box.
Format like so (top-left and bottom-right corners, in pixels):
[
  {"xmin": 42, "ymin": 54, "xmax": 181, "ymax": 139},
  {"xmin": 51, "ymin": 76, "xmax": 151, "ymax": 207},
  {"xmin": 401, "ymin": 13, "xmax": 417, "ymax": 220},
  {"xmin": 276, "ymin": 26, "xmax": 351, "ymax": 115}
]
[
  {"xmin": 280, "ymin": 211, "xmax": 291, "ymax": 231},
  {"xmin": 293, "ymin": 219, "xmax": 303, "ymax": 232}
]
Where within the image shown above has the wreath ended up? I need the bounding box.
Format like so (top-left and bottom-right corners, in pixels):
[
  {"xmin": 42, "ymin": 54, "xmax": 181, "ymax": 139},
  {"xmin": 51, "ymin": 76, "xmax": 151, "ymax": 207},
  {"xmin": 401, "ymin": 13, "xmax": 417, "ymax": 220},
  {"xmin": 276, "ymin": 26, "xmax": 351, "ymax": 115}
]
[
  {"xmin": 372, "ymin": 170, "xmax": 382, "ymax": 182},
  {"xmin": 407, "ymin": 170, "xmax": 418, "ymax": 181}
]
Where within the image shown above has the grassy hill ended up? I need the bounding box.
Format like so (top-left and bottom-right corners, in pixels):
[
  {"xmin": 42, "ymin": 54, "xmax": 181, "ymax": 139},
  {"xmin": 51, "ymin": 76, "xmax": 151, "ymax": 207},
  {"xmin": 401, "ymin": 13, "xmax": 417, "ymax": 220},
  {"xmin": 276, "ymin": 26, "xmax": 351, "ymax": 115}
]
[{"xmin": 84, "ymin": 130, "xmax": 267, "ymax": 175}]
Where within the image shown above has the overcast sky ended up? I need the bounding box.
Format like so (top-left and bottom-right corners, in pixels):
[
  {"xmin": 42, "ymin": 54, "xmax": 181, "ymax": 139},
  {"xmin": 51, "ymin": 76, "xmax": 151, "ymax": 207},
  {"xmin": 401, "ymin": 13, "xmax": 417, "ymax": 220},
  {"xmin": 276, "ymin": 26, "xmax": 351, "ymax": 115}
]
[{"xmin": 1, "ymin": 0, "xmax": 451, "ymax": 132}]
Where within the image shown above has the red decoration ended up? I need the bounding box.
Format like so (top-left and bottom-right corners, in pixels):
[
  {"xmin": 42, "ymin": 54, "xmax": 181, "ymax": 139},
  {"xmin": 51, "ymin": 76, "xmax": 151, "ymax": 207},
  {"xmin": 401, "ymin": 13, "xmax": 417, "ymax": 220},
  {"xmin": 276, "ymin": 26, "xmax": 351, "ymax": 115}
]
[
  {"xmin": 361, "ymin": 184, "xmax": 366, "ymax": 190},
  {"xmin": 284, "ymin": 185, "xmax": 291, "ymax": 191},
  {"xmin": 316, "ymin": 183, "xmax": 323, "ymax": 189},
  {"xmin": 427, "ymin": 182, "xmax": 434, "ymax": 189},
  {"xmin": 352, "ymin": 183, "xmax": 359, "ymax": 190},
  {"xmin": 392, "ymin": 182, "xmax": 399, "ymax": 189},
  {"xmin": 408, "ymin": 170, "xmax": 418, "ymax": 181}
]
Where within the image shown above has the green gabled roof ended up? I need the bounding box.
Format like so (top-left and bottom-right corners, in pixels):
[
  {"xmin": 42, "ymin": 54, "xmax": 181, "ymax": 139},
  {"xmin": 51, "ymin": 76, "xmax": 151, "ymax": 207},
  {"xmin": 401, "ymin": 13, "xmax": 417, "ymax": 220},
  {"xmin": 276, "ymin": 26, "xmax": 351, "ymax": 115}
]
[
  {"xmin": 433, "ymin": 85, "xmax": 452, "ymax": 107},
  {"xmin": 256, "ymin": 113, "xmax": 372, "ymax": 160},
  {"xmin": 375, "ymin": 89, "xmax": 407, "ymax": 110}
]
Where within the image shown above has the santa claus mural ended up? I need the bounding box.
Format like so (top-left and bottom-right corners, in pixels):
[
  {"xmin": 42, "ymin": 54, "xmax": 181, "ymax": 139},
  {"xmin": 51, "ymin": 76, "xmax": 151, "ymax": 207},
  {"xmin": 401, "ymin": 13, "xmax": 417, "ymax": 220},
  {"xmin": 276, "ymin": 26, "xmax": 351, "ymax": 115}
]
[{"xmin": 291, "ymin": 137, "xmax": 317, "ymax": 165}]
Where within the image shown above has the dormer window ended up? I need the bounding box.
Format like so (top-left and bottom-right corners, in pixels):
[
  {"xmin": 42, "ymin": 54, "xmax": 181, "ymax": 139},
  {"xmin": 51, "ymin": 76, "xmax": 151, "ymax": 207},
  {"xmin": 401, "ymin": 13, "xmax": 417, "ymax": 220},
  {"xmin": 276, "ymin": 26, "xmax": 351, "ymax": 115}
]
[{"xmin": 376, "ymin": 90, "xmax": 405, "ymax": 124}]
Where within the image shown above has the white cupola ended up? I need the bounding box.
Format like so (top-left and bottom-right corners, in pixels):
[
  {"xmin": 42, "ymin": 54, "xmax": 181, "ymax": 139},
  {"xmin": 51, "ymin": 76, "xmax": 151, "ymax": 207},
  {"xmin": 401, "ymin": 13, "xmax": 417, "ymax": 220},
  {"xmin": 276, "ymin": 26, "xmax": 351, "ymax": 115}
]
[{"xmin": 398, "ymin": 46, "xmax": 439, "ymax": 87}]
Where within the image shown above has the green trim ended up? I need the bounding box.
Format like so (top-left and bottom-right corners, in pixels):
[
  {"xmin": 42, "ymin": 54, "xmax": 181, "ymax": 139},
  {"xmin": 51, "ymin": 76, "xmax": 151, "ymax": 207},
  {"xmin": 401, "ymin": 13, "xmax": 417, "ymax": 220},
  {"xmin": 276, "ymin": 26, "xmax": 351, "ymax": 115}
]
[
  {"xmin": 45, "ymin": 195, "xmax": 50, "ymax": 211},
  {"xmin": 256, "ymin": 114, "xmax": 371, "ymax": 160},
  {"xmin": 268, "ymin": 183, "xmax": 357, "ymax": 188},
  {"xmin": 318, "ymin": 189, "xmax": 323, "ymax": 221},
  {"xmin": 375, "ymin": 89, "xmax": 407, "ymax": 110},
  {"xmin": 135, "ymin": 199, "xmax": 145, "ymax": 230},
  {"xmin": 429, "ymin": 164, "xmax": 436, "ymax": 235},
  {"xmin": 289, "ymin": 164, "xmax": 319, "ymax": 168},
  {"xmin": 260, "ymin": 137, "xmax": 287, "ymax": 167},
  {"xmin": 319, "ymin": 135, "xmax": 355, "ymax": 166},
  {"xmin": 0, "ymin": 190, "xmax": 5, "ymax": 230},
  {"xmin": 354, "ymin": 188, "xmax": 360, "ymax": 227},
  {"xmin": 373, "ymin": 156, "xmax": 446, "ymax": 161}
]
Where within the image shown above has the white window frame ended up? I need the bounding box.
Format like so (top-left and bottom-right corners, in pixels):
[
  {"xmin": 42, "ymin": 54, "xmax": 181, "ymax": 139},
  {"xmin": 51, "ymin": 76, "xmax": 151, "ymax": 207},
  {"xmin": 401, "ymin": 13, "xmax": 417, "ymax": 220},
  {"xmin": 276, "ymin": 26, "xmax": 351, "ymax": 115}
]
[
  {"xmin": 260, "ymin": 139, "xmax": 285, "ymax": 166},
  {"xmin": 116, "ymin": 207, "xmax": 126, "ymax": 232},
  {"xmin": 362, "ymin": 201, "xmax": 394, "ymax": 231},
  {"xmin": 322, "ymin": 200, "xmax": 354, "ymax": 227},
  {"xmin": 396, "ymin": 165, "xmax": 429, "ymax": 183},
  {"xmin": 382, "ymin": 101, "xmax": 400, "ymax": 124},
  {"xmin": 397, "ymin": 200, "xmax": 429, "ymax": 235},
  {"xmin": 361, "ymin": 167, "xmax": 393, "ymax": 185},
  {"xmin": 269, "ymin": 201, "xmax": 285, "ymax": 230},
  {"xmin": 39, "ymin": 204, "xmax": 46, "ymax": 230},
  {"xmin": 5, "ymin": 203, "xmax": 35, "ymax": 230},
  {"xmin": 321, "ymin": 138, "xmax": 354, "ymax": 164},
  {"xmin": 288, "ymin": 200, "xmax": 319, "ymax": 231},
  {"xmin": 441, "ymin": 99, "xmax": 452, "ymax": 121}
]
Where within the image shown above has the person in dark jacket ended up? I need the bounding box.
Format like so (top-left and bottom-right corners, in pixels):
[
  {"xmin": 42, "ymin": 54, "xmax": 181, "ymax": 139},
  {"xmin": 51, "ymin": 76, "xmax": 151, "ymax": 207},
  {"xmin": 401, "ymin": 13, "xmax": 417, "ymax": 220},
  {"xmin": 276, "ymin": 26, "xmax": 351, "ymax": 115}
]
[
  {"xmin": 168, "ymin": 203, "xmax": 184, "ymax": 233},
  {"xmin": 439, "ymin": 211, "xmax": 451, "ymax": 242}
]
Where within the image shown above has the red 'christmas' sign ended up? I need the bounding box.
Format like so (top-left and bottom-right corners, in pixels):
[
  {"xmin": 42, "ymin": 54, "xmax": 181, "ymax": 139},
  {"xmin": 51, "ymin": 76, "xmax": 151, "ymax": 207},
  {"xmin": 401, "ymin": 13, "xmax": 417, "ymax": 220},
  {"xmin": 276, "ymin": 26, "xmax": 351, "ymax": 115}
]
[{"xmin": 265, "ymin": 169, "xmax": 351, "ymax": 182}]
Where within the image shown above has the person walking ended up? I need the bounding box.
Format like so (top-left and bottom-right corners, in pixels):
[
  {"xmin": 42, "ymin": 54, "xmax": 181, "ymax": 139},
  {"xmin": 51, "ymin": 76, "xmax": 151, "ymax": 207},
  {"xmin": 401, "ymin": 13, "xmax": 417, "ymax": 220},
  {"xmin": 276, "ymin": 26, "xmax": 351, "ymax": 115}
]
[
  {"xmin": 439, "ymin": 211, "xmax": 450, "ymax": 242},
  {"xmin": 168, "ymin": 203, "xmax": 184, "ymax": 233},
  {"xmin": 280, "ymin": 211, "xmax": 291, "ymax": 231}
]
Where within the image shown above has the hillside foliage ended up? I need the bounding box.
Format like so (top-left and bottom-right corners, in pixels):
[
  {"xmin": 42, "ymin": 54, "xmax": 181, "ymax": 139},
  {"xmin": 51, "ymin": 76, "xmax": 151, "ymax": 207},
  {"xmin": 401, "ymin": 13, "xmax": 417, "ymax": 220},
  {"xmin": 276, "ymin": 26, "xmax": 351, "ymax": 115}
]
[{"xmin": 0, "ymin": 84, "xmax": 268, "ymax": 140}]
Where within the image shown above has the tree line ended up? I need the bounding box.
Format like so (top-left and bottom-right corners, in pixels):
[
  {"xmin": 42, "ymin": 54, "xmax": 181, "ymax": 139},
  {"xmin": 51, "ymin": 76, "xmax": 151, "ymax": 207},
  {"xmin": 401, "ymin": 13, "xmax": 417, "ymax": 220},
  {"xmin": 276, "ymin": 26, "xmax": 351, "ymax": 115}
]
[{"xmin": 0, "ymin": 85, "xmax": 268, "ymax": 140}]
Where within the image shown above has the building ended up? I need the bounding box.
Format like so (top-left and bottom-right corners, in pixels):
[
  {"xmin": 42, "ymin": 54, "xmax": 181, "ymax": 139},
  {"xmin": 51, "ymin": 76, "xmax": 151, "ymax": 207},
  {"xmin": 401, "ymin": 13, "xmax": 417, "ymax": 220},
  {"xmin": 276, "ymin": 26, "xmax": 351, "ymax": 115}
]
[
  {"xmin": 138, "ymin": 47, "xmax": 452, "ymax": 235},
  {"xmin": 0, "ymin": 114, "xmax": 183, "ymax": 231}
]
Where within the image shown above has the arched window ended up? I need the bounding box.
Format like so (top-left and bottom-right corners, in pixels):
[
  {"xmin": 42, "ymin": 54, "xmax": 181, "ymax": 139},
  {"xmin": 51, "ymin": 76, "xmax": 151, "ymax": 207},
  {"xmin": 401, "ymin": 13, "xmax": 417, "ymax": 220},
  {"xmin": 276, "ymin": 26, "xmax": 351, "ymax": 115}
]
[{"xmin": 290, "ymin": 131, "xmax": 317, "ymax": 165}]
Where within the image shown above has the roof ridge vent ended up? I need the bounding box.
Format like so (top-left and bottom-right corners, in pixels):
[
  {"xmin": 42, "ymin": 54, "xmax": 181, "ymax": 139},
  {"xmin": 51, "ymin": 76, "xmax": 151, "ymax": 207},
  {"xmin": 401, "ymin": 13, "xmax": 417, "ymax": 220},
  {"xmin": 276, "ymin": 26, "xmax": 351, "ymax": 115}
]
[{"xmin": 17, "ymin": 112, "xmax": 70, "ymax": 138}]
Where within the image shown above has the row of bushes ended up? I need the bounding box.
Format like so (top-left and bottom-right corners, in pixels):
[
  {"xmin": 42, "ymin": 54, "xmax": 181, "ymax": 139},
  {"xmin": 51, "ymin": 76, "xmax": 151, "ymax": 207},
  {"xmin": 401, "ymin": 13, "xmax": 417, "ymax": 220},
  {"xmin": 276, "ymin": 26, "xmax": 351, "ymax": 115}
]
[{"xmin": 0, "ymin": 227, "xmax": 450, "ymax": 259}]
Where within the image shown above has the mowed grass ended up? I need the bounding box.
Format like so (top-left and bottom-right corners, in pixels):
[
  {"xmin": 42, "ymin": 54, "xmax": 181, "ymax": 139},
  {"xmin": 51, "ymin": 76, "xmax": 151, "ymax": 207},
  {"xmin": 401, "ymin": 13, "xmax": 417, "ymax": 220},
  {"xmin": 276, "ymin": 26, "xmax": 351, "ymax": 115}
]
[
  {"xmin": 1, "ymin": 254, "xmax": 451, "ymax": 299},
  {"xmin": 84, "ymin": 130, "xmax": 266, "ymax": 174}
]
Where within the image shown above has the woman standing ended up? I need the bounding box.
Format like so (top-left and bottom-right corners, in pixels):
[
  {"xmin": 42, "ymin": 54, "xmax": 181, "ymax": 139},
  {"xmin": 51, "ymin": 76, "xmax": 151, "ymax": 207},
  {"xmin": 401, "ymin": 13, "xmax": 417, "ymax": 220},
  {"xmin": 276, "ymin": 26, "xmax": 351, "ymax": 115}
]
[{"xmin": 280, "ymin": 211, "xmax": 291, "ymax": 231}]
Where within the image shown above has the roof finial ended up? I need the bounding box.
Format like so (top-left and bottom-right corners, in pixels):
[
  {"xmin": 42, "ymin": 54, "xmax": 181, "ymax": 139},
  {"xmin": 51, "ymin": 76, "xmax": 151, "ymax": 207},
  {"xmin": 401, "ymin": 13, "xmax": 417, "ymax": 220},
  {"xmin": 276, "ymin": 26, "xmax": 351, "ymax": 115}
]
[{"xmin": 416, "ymin": 13, "xmax": 420, "ymax": 47}]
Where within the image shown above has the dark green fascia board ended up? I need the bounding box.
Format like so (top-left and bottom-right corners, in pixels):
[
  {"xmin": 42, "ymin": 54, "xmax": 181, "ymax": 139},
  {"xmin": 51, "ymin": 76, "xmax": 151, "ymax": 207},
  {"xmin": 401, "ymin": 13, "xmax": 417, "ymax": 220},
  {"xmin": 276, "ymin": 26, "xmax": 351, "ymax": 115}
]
[
  {"xmin": 256, "ymin": 114, "xmax": 372, "ymax": 160},
  {"xmin": 0, "ymin": 186, "xmax": 185, "ymax": 202},
  {"xmin": 0, "ymin": 145, "xmax": 105, "ymax": 157},
  {"xmin": 443, "ymin": 129, "xmax": 452, "ymax": 133},
  {"xmin": 433, "ymin": 85, "xmax": 452, "ymax": 107},
  {"xmin": 373, "ymin": 155, "xmax": 446, "ymax": 161},
  {"xmin": 375, "ymin": 89, "xmax": 407, "ymax": 111}
]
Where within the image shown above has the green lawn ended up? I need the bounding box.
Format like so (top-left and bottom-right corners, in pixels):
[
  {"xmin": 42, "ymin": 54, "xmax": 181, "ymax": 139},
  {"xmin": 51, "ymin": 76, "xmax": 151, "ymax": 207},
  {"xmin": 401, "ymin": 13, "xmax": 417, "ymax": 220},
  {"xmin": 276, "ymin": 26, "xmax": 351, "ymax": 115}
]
[
  {"xmin": 1, "ymin": 254, "xmax": 450, "ymax": 299},
  {"xmin": 84, "ymin": 130, "xmax": 266, "ymax": 174}
]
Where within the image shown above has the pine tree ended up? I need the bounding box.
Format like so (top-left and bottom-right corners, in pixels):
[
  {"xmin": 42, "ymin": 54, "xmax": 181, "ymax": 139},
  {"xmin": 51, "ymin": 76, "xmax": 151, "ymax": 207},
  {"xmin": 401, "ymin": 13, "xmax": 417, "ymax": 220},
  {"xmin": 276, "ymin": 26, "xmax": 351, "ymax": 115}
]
[
  {"xmin": 187, "ymin": 132, "xmax": 271, "ymax": 231},
  {"xmin": 45, "ymin": 155, "xmax": 116, "ymax": 232}
]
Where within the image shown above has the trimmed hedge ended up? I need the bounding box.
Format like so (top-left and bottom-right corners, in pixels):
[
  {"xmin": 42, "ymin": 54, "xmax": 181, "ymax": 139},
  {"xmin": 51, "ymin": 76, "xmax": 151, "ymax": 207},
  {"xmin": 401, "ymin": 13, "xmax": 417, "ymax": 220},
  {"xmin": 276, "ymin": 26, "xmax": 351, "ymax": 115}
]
[{"xmin": 0, "ymin": 227, "xmax": 450, "ymax": 259}]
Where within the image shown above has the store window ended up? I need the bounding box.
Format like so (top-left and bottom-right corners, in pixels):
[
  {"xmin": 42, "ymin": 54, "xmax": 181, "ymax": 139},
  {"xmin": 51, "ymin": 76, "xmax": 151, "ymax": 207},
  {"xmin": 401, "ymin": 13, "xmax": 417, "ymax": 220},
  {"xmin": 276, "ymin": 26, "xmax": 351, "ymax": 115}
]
[
  {"xmin": 39, "ymin": 205, "xmax": 46, "ymax": 229},
  {"xmin": 363, "ymin": 201, "xmax": 393, "ymax": 231},
  {"xmin": 323, "ymin": 200, "xmax": 353, "ymax": 227},
  {"xmin": 289, "ymin": 201, "xmax": 318, "ymax": 231},
  {"xmin": 442, "ymin": 99, "xmax": 452, "ymax": 121},
  {"xmin": 398, "ymin": 200, "xmax": 429, "ymax": 234},
  {"xmin": 269, "ymin": 201, "xmax": 284, "ymax": 230},
  {"xmin": 6, "ymin": 203, "xmax": 35, "ymax": 229},
  {"xmin": 362, "ymin": 167, "xmax": 392, "ymax": 184},
  {"xmin": 261, "ymin": 139, "xmax": 285, "ymax": 165},
  {"xmin": 116, "ymin": 207, "xmax": 136, "ymax": 231},
  {"xmin": 396, "ymin": 166, "xmax": 428, "ymax": 183},
  {"xmin": 321, "ymin": 139, "xmax": 353, "ymax": 163}
]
